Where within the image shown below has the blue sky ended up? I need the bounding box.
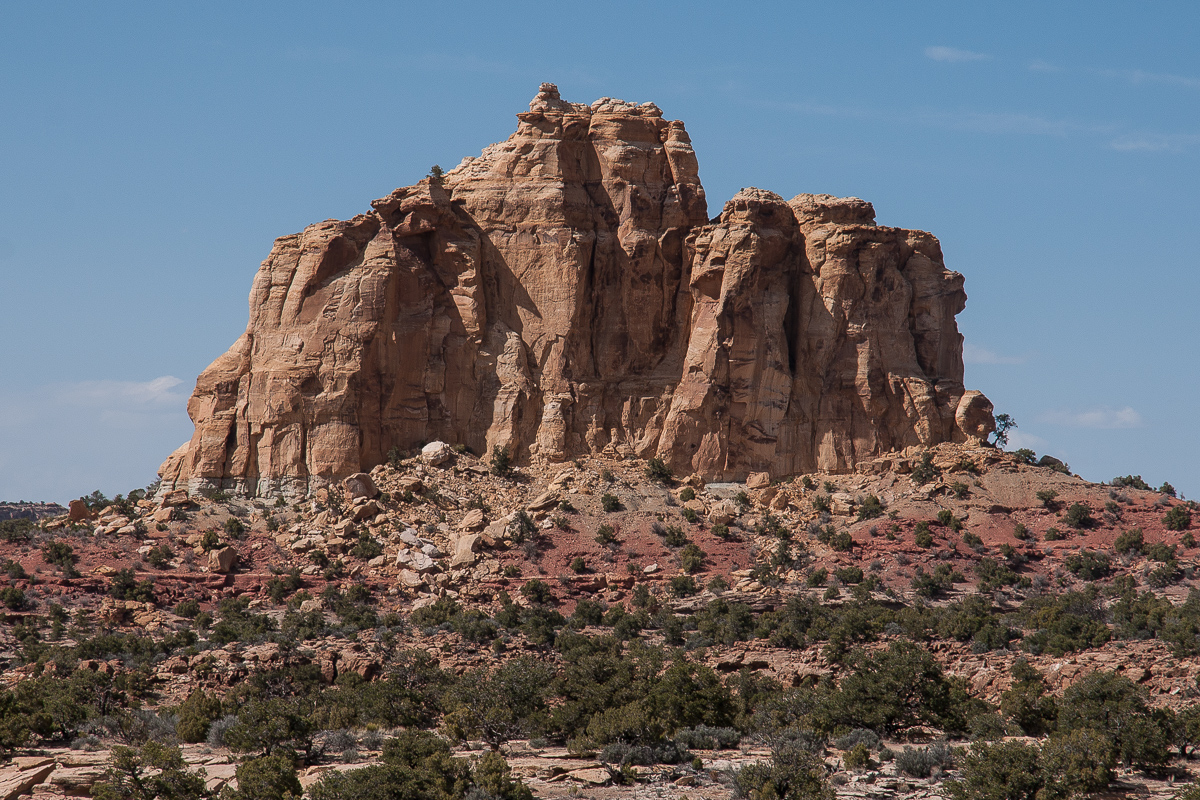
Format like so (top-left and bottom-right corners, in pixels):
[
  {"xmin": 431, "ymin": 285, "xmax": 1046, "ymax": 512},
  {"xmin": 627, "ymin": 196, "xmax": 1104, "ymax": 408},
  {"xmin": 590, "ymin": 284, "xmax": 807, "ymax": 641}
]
[{"xmin": 2, "ymin": 1, "xmax": 1197, "ymax": 502}]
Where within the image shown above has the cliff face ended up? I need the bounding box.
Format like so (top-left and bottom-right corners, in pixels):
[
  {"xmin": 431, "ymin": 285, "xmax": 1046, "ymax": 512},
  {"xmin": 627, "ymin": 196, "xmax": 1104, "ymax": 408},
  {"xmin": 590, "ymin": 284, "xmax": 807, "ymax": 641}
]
[{"xmin": 159, "ymin": 84, "xmax": 993, "ymax": 497}]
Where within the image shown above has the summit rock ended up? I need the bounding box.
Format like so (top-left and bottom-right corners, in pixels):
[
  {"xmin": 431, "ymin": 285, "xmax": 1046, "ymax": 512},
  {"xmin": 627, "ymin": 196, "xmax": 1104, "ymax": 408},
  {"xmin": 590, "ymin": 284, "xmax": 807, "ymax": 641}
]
[{"xmin": 160, "ymin": 83, "xmax": 992, "ymax": 497}]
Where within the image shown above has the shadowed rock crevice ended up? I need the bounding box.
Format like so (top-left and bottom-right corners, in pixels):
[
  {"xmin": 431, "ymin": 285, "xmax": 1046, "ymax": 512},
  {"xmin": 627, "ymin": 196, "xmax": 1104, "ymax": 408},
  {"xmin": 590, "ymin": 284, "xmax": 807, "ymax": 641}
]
[{"xmin": 160, "ymin": 84, "xmax": 993, "ymax": 497}]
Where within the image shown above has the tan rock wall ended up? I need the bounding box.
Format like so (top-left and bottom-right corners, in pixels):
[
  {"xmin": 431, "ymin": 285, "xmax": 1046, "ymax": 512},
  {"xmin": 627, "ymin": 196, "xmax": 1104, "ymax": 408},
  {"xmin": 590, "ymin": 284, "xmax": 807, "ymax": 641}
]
[{"xmin": 160, "ymin": 84, "xmax": 992, "ymax": 497}]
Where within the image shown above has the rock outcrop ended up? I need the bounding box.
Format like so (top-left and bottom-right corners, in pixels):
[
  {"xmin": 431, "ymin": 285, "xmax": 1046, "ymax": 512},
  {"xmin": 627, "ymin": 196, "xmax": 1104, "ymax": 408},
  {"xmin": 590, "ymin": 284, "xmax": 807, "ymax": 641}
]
[{"xmin": 160, "ymin": 83, "xmax": 992, "ymax": 497}]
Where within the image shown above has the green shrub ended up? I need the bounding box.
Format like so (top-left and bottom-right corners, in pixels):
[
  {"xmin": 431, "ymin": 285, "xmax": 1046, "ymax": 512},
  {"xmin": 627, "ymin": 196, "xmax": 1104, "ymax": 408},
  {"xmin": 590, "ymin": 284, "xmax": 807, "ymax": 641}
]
[
  {"xmin": 711, "ymin": 523, "xmax": 732, "ymax": 540},
  {"xmin": 844, "ymin": 742, "xmax": 872, "ymax": 770},
  {"xmin": 915, "ymin": 527, "xmax": 934, "ymax": 548},
  {"xmin": 831, "ymin": 640, "xmax": 979, "ymax": 734},
  {"xmin": 951, "ymin": 482, "xmax": 970, "ymax": 499},
  {"xmin": 679, "ymin": 487, "xmax": 695, "ymax": 502},
  {"xmin": 145, "ymin": 544, "xmax": 174, "ymax": 569},
  {"xmin": 645, "ymin": 458, "xmax": 672, "ymax": 483},
  {"xmin": 594, "ymin": 524, "xmax": 618, "ymax": 545},
  {"xmin": 911, "ymin": 564, "xmax": 960, "ymax": 598},
  {"xmin": 937, "ymin": 509, "xmax": 963, "ymax": 531},
  {"xmin": 601, "ymin": 493, "xmax": 621, "ymax": 512},
  {"xmin": 1036, "ymin": 489, "xmax": 1058, "ymax": 508},
  {"xmin": 830, "ymin": 531, "xmax": 854, "ymax": 552},
  {"xmin": 911, "ymin": 452, "xmax": 939, "ymax": 485},
  {"xmin": 225, "ymin": 752, "xmax": 302, "ymax": 800},
  {"xmin": 696, "ymin": 598, "xmax": 756, "ymax": 645},
  {"xmin": 812, "ymin": 494, "xmax": 831, "ymax": 513},
  {"xmin": 92, "ymin": 741, "xmax": 210, "ymax": 800},
  {"xmin": 807, "ymin": 568, "xmax": 828, "ymax": 587},
  {"xmin": 1065, "ymin": 550, "xmax": 1111, "ymax": 580},
  {"xmin": 41, "ymin": 539, "xmax": 79, "ymax": 577},
  {"xmin": 350, "ymin": 531, "xmax": 383, "ymax": 559},
  {"xmin": 223, "ymin": 517, "xmax": 246, "ymax": 537},
  {"xmin": 109, "ymin": 568, "xmax": 155, "ymax": 602},
  {"xmin": 1113, "ymin": 528, "xmax": 1144, "ymax": 554},
  {"xmin": 490, "ymin": 445, "xmax": 513, "ymax": 478},
  {"xmin": 570, "ymin": 557, "xmax": 587, "ymax": 574},
  {"xmin": 1063, "ymin": 503, "xmax": 1094, "ymax": 529},
  {"xmin": 856, "ymin": 495, "xmax": 884, "ymax": 521},
  {"xmin": 1112, "ymin": 475, "xmax": 1151, "ymax": 490},
  {"xmin": 1165, "ymin": 505, "xmax": 1192, "ymax": 531},
  {"xmin": 1013, "ymin": 449, "xmax": 1037, "ymax": 465},
  {"xmin": 680, "ymin": 543, "xmax": 706, "ymax": 574},
  {"xmin": 659, "ymin": 524, "xmax": 687, "ymax": 547},
  {"xmin": 946, "ymin": 739, "xmax": 1044, "ymax": 800},
  {"xmin": 175, "ymin": 689, "xmax": 222, "ymax": 743},
  {"xmin": 1058, "ymin": 670, "xmax": 1171, "ymax": 769},
  {"xmin": 443, "ymin": 658, "xmax": 554, "ymax": 750},
  {"xmin": 0, "ymin": 587, "xmax": 25, "ymax": 610},
  {"xmin": 835, "ymin": 566, "xmax": 863, "ymax": 585},
  {"xmin": 175, "ymin": 598, "xmax": 201, "ymax": 618},
  {"xmin": 0, "ymin": 519, "xmax": 34, "ymax": 543},
  {"xmin": 681, "ymin": 507, "xmax": 699, "ymax": 524},
  {"xmin": 670, "ymin": 576, "xmax": 698, "ymax": 597},
  {"xmin": 735, "ymin": 743, "xmax": 834, "ymax": 800},
  {"xmin": 1019, "ymin": 591, "xmax": 1111, "ymax": 656},
  {"xmin": 520, "ymin": 579, "xmax": 554, "ymax": 605},
  {"xmin": 1044, "ymin": 528, "xmax": 1064, "ymax": 541}
]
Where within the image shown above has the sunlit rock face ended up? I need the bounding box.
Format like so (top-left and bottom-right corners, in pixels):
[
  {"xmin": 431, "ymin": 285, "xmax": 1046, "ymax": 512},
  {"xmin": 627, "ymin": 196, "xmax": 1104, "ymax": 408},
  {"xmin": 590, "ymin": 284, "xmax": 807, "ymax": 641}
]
[{"xmin": 159, "ymin": 84, "xmax": 991, "ymax": 497}]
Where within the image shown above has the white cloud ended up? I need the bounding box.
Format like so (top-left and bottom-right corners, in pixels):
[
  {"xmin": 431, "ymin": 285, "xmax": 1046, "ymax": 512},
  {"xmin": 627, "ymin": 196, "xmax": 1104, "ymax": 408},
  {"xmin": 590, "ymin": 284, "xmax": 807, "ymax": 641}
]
[
  {"xmin": 1099, "ymin": 68, "xmax": 1200, "ymax": 90},
  {"xmin": 1028, "ymin": 59, "xmax": 1060, "ymax": 73},
  {"xmin": 1038, "ymin": 406, "xmax": 1144, "ymax": 429},
  {"xmin": 51, "ymin": 376, "xmax": 186, "ymax": 408},
  {"xmin": 963, "ymin": 343, "xmax": 1027, "ymax": 365},
  {"xmin": 925, "ymin": 46, "xmax": 989, "ymax": 63},
  {"xmin": 1109, "ymin": 132, "xmax": 1200, "ymax": 153},
  {"xmin": 1006, "ymin": 430, "xmax": 1048, "ymax": 451}
]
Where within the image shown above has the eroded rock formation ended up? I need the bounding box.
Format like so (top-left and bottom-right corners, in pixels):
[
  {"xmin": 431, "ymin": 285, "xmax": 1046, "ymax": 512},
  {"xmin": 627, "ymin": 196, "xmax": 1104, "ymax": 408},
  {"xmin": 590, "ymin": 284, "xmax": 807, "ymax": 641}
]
[{"xmin": 160, "ymin": 84, "xmax": 993, "ymax": 497}]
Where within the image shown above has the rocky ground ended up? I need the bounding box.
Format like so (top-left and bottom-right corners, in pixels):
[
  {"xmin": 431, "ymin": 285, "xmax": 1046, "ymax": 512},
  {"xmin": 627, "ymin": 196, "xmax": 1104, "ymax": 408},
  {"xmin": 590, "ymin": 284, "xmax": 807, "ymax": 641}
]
[{"xmin": 0, "ymin": 442, "xmax": 1197, "ymax": 798}]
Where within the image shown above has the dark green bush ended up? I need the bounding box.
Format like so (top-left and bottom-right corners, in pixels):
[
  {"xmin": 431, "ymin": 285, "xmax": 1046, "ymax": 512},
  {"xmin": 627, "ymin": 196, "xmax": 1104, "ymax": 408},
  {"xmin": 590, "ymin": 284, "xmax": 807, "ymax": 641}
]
[
  {"xmin": 1065, "ymin": 550, "xmax": 1111, "ymax": 580},
  {"xmin": 520, "ymin": 579, "xmax": 554, "ymax": 605},
  {"xmin": 1063, "ymin": 503, "xmax": 1094, "ymax": 529},
  {"xmin": 856, "ymin": 495, "xmax": 884, "ymax": 521},
  {"xmin": 1112, "ymin": 475, "xmax": 1151, "ymax": 490},
  {"xmin": 1165, "ymin": 504, "xmax": 1192, "ymax": 531},
  {"xmin": 911, "ymin": 452, "xmax": 940, "ymax": 485},
  {"xmin": 109, "ymin": 568, "xmax": 155, "ymax": 602},
  {"xmin": 680, "ymin": 543, "xmax": 705, "ymax": 574},
  {"xmin": 645, "ymin": 458, "xmax": 672, "ymax": 483},
  {"xmin": 1113, "ymin": 528, "xmax": 1144, "ymax": 554},
  {"xmin": 490, "ymin": 445, "xmax": 513, "ymax": 478}
]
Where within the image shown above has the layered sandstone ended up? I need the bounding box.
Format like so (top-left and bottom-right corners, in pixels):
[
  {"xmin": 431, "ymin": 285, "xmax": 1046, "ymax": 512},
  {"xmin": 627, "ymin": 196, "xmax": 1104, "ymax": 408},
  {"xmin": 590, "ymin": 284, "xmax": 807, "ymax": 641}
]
[{"xmin": 160, "ymin": 84, "xmax": 993, "ymax": 497}]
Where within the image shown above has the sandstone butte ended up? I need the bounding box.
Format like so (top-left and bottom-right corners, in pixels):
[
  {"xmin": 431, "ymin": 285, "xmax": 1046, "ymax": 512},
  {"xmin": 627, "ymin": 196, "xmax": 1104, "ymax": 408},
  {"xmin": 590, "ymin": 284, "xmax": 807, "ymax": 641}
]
[{"xmin": 159, "ymin": 83, "xmax": 995, "ymax": 499}]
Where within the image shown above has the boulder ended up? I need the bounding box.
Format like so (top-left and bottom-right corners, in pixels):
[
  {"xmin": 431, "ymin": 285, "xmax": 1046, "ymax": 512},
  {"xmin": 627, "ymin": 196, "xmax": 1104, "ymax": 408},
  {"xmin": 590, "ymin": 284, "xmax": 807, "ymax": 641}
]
[
  {"xmin": 208, "ymin": 546, "xmax": 238, "ymax": 574},
  {"xmin": 342, "ymin": 472, "xmax": 378, "ymax": 500},
  {"xmin": 421, "ymin": 441, "xmax": 454, "ymax": 467},
  {"xmin": 460, "ymin": 508, "xmax": 486, "ymax": 531},
  {"xmin": 160, "ymin": 489, "xmax": 189, "ymax": 507},
  {"xmin": 451, "ymin": 534, "xmax": 481, "ymax": 567},
  {"xmin": 746, "ymin": 472, "xmax": 771, "ymax": 489},
  {"xmin": 67, "ymin": 499, "xmax": 94, "ymax": 521},
  {"xmin": 350, "ymin": 499, "xmax": 381, "ymax": 522}
]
